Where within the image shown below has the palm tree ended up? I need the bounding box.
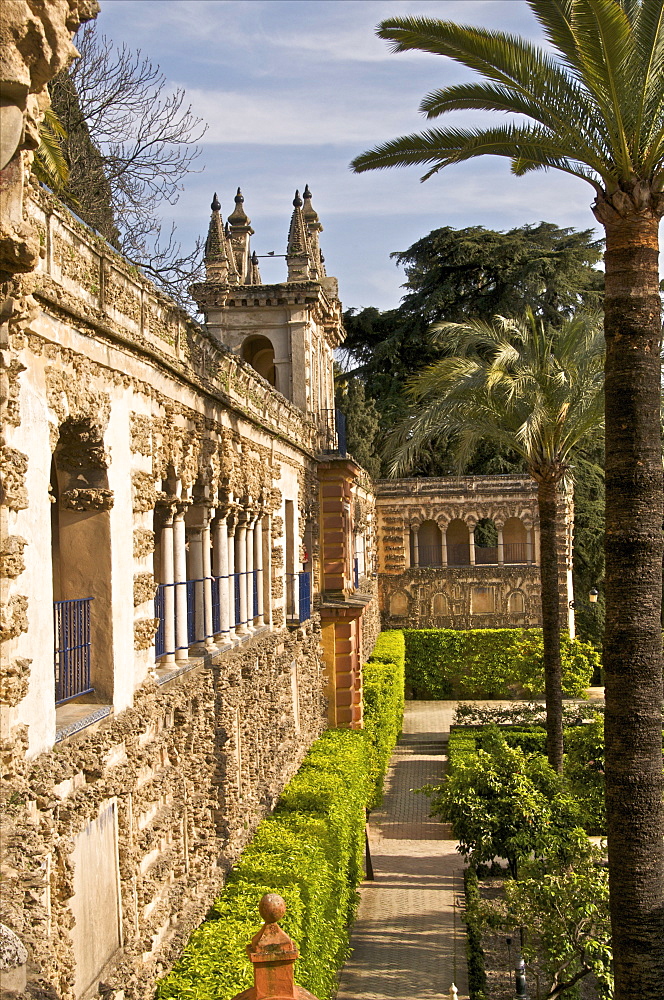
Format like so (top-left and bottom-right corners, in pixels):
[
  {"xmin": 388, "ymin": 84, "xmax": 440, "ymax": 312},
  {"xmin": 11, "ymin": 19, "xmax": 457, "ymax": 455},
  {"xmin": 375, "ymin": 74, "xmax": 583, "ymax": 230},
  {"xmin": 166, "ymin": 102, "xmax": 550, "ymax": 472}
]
[
  {"xmin": 389, "ymin": 312, "xmax": 604, "ymax": 773},
  {"xmin": 32, "ymin": 106, "xmax": 70, "ymax": 193},
  {"xmin": 352, "ymin": 4, "xmax": 664, "ymax": 992}
]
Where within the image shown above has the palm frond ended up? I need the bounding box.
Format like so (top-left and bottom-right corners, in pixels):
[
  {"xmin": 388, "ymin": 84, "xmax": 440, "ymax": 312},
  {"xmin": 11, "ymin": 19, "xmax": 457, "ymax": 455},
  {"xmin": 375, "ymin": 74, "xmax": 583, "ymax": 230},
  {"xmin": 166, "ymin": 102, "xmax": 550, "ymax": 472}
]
[{"xmin": 33, "ymin": 106, "xmax": 70, "ymax": 191}]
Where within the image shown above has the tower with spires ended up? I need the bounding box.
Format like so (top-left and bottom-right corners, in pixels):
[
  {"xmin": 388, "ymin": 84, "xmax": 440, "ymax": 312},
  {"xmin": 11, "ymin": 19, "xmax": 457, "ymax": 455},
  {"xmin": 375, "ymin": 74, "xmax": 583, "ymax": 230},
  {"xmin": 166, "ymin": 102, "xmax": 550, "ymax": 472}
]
[{"xmin": 191, "ymin": 187, "xmax": 342, "ymax": 417}]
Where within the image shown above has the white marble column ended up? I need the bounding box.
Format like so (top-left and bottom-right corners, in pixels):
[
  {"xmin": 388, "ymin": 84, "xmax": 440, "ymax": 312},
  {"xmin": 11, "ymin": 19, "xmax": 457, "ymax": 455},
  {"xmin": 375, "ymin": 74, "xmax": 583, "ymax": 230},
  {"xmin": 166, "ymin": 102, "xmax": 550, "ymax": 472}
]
[
  {"xmin": 235, "ymin": 517, "xmax": 248, "ymax": 635},
  {"xmin": 526, "ymin": 525, "xmax": 534, "ymax": 564},
  {"xmin": 404, "ymin": 523, "xmax": 411, "ymax": 569},
  {"xmin": 441, "ymin": 525, "xmax": 448, "ymax": 567},
  {"xmin": 254, "ymin": 515, "xmax": 264, "ymax": 627},
  {"xmin": 533, "ymin": 524, "xmax": 541, "ymax": 565},
  {"xmin": 173, "ymin": 503, "xmax": 189, "ymax": 661},
  {"xmin": 497, "ymin": 524, "xmax": 504, "ymax": 564},
  {"xmin": 412, "ymin": 524, "xmax": 420, "ymax": 567},
  {"xmin": 160, "ymin": 507, "xmax": 176, "ymax": 665},
  {"xmin": 469, "ymin": 525, "xmax": 476, "ymax": 566},
  {"xmin": 212, "ymin": 511, "xmax": 230, "ymax": 643}
]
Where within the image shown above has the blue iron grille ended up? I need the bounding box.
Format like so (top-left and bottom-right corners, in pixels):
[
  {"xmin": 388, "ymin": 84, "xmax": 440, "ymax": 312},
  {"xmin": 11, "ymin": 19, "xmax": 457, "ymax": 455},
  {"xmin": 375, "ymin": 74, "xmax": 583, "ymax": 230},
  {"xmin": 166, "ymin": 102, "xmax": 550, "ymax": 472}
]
[
  {"xmin": 54, "ymin": 598, "xmax": 93, "ymax": 704},
  {"xmin": 298, "ymin": 571, "xmax": 311, "ymax": 623},
  {"xmin": 155, "ymin": 584, "xmax": 166, "ymax": 658},
  {"xmin": 234, "ymin": 573, "xmax": 241, "ymax": 627},
  {"xmin": 212, "ymin": 576, "xmax": 221, "ymax": 634},
  {"xmin": 253, "ymin": 570, "xmax": 259, "ymax": 619}
]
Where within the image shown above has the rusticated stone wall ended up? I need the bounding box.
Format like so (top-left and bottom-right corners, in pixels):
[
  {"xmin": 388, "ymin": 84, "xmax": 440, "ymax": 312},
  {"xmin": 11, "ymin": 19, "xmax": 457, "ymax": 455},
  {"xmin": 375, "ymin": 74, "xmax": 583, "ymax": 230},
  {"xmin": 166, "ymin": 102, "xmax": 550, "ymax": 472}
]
[{"xmin": 1, "ymin": 625, "xmax": 324, "ymax": 1000}]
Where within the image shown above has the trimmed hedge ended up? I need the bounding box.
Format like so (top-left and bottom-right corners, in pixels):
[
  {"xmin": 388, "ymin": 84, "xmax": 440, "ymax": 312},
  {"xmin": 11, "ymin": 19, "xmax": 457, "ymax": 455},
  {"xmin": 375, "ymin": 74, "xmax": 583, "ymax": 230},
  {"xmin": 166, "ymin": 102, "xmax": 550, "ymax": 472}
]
[
  {"xmin": 156, "ymin": 729, "xmax": 372, "ymax": 1000},
  {"xmin": 363, "ymin": 630, "xmax": 405, "ymax": 807},
  {"xmin": 464, "ymin": 867, "xmax": 488, "ymax": 1000},
  {"xmin": 157, "ymin": 630, "xmax": 405, "ymax": 1000},
  {"xmin": 404, "ymin": 628, "xmax": 598, "ymax": 699}
]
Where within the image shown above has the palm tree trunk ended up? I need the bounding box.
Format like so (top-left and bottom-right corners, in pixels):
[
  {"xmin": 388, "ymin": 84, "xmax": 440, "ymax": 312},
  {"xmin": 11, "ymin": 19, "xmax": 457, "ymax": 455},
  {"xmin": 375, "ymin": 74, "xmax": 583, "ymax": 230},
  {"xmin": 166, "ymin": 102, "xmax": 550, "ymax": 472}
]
[
  {"xmin": 537, "ymin": 477, "xmax": 564, "ymax": 773},
  {"xmin": 602, "ymin": 212, "xmax": 664, "ymax": 996}
]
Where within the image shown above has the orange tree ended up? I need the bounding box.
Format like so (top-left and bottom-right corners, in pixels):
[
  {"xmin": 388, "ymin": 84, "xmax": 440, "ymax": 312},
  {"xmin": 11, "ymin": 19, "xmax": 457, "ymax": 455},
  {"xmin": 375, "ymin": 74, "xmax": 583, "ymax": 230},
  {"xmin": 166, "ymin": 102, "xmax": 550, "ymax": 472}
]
[{"xmin": 352, "ymin": 3, "xmax": 664, "ymax": 995}]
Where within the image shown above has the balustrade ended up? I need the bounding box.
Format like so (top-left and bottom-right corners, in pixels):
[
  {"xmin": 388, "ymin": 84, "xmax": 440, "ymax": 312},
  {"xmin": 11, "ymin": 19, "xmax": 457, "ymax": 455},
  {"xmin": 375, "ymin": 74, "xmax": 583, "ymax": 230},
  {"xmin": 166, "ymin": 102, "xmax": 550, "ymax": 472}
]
[{"xmin": 54, "ymin": 598, "xmax": 93, "ymax": 704}]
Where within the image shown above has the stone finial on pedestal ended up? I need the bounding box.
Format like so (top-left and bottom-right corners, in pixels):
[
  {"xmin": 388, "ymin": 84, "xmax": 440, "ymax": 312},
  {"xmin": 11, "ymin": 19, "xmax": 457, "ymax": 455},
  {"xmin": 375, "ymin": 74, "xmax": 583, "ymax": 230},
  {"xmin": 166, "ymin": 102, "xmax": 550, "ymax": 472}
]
[{"xmin": 230, "ymin": 894, "xmax": 319, "ymax": 1000}]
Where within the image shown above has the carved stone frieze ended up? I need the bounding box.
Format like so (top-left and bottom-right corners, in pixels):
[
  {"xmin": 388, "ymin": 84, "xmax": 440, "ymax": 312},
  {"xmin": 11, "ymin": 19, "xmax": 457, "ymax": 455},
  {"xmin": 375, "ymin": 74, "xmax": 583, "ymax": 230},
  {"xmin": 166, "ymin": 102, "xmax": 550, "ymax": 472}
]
[
  {"xmin": 0, "ymin": 536, "xmax": 27, "ymax": 578},
  {"xmin": 0, "ymin": 447, "xmax": 28, "ymax": 510},
  {"xmin": 133, "ymin": 528, "xmax": 156, "ymax": 560},
  {"xmin": 60, "ymin": 488, "xmax": 114, "ymax": 511},
  {"xmin": 132, "ymin": 472, "xmax": 157, "ymax": 513},
  {"xmin": 0, "ymin": 658, "xmax": 31, "ymax": 707},
  {"xmin": 130, "ymin": 413, "xmax": 153, "ymax": 456},
  {"xmin": 0, "ymin": 595, "xmax": 29, "ymax": 643},
  {"xmin": 133, "ymin": 618, "xmax": 159, "ymax": 651},
  {"xmin": 133, "ymin": 573, "xmax": 157, "ymax": 608},
  {"xmin": 45, "ymin": 365, "xmax": 111, "ymax": 432}
]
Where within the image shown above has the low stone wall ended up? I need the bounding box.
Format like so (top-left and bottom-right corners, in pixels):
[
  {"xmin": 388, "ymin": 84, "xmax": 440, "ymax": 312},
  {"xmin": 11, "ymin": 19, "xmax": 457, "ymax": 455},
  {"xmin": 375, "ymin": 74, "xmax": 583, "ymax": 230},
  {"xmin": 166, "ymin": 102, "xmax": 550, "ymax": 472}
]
[{"xmin": 0, "ymin": 624, "xmax": 325, "ymax": 1000}]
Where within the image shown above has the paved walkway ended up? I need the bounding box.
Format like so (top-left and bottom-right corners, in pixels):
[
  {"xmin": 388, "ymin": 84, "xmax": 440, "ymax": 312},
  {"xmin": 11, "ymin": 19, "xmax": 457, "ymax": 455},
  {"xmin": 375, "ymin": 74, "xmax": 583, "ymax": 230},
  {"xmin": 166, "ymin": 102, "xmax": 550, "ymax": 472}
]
[{"xmin": 336, "ymin": 702, "xmax": 468, "ymax": 1000}]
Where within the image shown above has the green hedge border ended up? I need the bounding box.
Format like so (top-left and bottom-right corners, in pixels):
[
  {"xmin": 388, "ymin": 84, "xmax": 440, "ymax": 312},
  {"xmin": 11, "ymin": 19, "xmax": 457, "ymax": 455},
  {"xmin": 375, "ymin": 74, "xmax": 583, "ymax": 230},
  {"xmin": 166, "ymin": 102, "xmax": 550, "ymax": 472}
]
[
  {"xmin": 156, "ymin": 631, "xmax": 406, "ymax": 1000},
  {"xmin": 404, "ymin": 628, "xmax": 598, "ymax": 700},
  {"xmin": 464, "ymin": 867, "xmax": 488, "ymax": 1000}
]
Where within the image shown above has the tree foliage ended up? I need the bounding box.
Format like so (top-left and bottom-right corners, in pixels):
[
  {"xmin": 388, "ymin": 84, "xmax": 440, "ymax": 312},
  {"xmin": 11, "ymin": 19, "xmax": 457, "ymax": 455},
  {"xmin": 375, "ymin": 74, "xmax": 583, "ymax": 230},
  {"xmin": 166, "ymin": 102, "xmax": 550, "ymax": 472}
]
[
  {"xmin": 342, "ymin": 223, "xmax": 603, "ymax": 475},
  {"xmin": 47, "ymin": 22, "xmax": 207, "ymax": 305},
  {"xmin": 424, "ymin": 728, "xmax": 582, "ymax": 876},
  {"xmin": 334, "ymin": 371, "xmax": 381, "ymax": 478}
]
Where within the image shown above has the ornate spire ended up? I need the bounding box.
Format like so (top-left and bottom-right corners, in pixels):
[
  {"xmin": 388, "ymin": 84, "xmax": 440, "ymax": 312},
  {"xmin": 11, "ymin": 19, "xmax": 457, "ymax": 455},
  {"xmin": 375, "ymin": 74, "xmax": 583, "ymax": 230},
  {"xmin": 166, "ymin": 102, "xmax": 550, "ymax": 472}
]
[
  {"xmin": 286, "ymin": 189, "xmax": 314, "ymax": 281},
  {"xmin": 301, "ymin": 184, "xmax": 326, "ymax": 279},
  {"xmin": 203, "ymin": 193, "xmax": 239, "ymax": 284},
  {"xmin": 228, "ymin": 186, "xmax": 250, "ymax": 227},
  {"xmin": 228, "ymin": 186, "xmax": 256, "ymax": 284}
]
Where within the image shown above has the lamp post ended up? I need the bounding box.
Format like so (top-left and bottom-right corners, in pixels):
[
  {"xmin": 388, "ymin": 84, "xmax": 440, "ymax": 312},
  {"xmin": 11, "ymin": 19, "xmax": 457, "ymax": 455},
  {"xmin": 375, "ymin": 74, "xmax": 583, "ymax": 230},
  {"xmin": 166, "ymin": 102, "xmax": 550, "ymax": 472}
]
[{"xmin": 589, "ymin": 587, "xmax": 599, "ymax": 603}]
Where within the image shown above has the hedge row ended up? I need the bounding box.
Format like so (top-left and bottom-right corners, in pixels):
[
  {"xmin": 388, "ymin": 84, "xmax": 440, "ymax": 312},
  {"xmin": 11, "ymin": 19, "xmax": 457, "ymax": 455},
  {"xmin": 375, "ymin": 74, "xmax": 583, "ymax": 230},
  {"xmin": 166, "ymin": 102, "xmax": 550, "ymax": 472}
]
[
  {"xmin": 363, "ymin": 630, "xmax": 405, "ymax": 808},
  {"xmin": 157, "ymin": 631, "xmax": 406, "ymax": 1000},
  {"xmin": 156, "ymin": 729, "xmax": 372, "ymax": 1000},
  {"xmin": 404, "ymin": 628, "xmax": 598, "ymax": 700},
  {"xmin": 464, "ymin": 867, "xmax": 488, "ymax": 1000}
]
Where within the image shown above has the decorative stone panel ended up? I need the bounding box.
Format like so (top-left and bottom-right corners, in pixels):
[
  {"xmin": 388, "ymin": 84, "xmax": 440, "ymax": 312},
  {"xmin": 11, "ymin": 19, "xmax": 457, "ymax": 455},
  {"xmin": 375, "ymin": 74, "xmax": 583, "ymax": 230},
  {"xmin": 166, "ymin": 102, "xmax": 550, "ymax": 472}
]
[
  {"xmin": 0, "ymin": 595, "xmax": 28, "ymax": 642},
  {"xmin": 133, "ymin": 529, "xmax": 155, "ymax": 560},
  {"xmin": 60, "ymin": 488, "xmax": 114, "ymax": 511},
  {"xmin": 0, "ymin": 536, "xmax": 27, "ymax": 579},
  {"xmin": 133, "ymin": 574, "xmax": 157, "ymax": 608},
  {"xmin": 133, "ymin": 618, "xmax": 159, "ymax": 650},
  {"xmin": 132, "ymin": 472, "xmax": 157, "ymax": 514}
]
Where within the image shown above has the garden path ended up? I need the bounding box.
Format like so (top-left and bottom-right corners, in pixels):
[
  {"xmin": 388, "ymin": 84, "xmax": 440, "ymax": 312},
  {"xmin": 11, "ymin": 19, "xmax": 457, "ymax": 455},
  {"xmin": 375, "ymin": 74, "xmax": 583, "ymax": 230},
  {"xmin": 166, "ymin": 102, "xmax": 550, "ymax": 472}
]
[{"xmin": 335, "ymin": 701, "xmax": 469, "ymax": 1000}]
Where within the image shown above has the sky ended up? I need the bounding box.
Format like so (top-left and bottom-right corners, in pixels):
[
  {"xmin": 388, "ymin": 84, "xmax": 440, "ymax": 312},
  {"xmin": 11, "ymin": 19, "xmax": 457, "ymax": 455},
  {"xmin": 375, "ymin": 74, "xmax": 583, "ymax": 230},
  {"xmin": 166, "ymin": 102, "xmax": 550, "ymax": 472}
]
[{"xmin": 93, "ymin": 0, "xmax": 642, "ymax": 313}]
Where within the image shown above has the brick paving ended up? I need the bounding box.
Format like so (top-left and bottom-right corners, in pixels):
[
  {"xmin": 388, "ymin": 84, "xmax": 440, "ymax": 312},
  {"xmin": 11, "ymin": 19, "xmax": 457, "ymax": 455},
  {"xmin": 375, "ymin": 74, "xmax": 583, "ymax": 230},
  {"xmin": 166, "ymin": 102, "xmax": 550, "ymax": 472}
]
[{"xmin": 336, "ymin": 702, "xmax": 469, "ymax": 1000}]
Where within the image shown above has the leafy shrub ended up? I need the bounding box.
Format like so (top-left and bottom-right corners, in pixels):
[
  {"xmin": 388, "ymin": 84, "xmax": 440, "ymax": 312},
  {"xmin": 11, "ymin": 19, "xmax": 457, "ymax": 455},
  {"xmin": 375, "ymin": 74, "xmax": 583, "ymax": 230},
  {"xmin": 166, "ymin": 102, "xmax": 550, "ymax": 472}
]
[
  {"xmin": 363, "ymin": 630, "xmax": 405, "ymax": 807},
  {"xmin": 564, "ymin": 714, "xmax": 607, "ymax": 834},
  {"xmin": 454, "ymin": 701, "xmax": 603, "ymax": 727},
  {"xmin": 425, "ymin": 728, "xmax": 582, "ymax": 876},
  {"xmin": 156, "ymin": 729, "xmax": 372, "ymax": 1000},
  {"xmin": 404, "ymin": 628, "xmax": 598, "ymax": 699},
  {"xmin": 464, "ymin": 867, "xmax": 488, "ymax": 1000}
]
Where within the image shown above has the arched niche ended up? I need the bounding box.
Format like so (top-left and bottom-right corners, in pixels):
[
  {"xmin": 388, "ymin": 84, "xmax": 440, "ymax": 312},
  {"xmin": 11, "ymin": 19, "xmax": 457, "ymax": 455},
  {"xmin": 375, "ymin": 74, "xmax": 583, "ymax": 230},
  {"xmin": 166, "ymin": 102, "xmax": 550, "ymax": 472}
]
[
  {"xmin": 51, "ymin": 417, "xmax": 114, "ymax": 704},
  {"xmin": 432, "ymin": 592, "xmax": 448, "ymax": 616},
  {"xmin": 446, "ymin": 518, "xmax": 470, "ymax": 566},
  {"xmin": 241, "ymin": 335, "xmax": 277, "ymax": 388},
  {"xmin": 504, "ymin": 517, "xmax": 528, "ymax": 563},
  {"xmin": 417, "ymin": 519, "xmax": 442, "ymax": 566},
  {"xmin": 508, "ymin": 590, "xmax": 526, "ymax": 615},
  {"xmin": 474, "ymin": 517, "xmax": 498, "ymax": 564},
  {"xmin": 389, "ymin": 591, "xmax": 409, "ymax": 617}
]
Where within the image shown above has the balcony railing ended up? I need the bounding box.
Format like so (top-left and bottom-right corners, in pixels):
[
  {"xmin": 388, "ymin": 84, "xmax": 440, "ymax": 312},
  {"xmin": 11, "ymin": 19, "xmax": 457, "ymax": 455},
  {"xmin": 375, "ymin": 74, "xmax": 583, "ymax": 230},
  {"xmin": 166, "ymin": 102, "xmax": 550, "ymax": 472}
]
[
  {"xmin": 475, "ymin": 545, "xmax": 498, "ymax": 564},
  {"xmin": 412, "ymin": 541, "xmax": 531, "ymax": 568},
  {"xmin": 154, "ymin": 571, "xmax": 259, "ymax": 658},
  {"xmin": 320, "ymin": 408, "xmax": 347, "ymax": 456},
  {"xmin": 286, "ymin": 572, "xmax": 311, "ymax": 625},
  {"xmin": 54, "ymin": 598, "xmax": 93, "ymax": 704},
  {"xmin": 504, "ymin": 542, "xmax": 529, "ymax": 563}
]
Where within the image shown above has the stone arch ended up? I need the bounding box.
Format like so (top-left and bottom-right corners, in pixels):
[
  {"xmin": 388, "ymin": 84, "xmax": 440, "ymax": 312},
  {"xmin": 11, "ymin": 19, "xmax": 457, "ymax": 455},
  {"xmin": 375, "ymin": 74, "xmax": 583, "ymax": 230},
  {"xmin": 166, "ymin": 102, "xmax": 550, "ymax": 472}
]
[
  {"xmin": 446, "ymin": 518, "xmax": 470, "ymax": 566},
  {"xmin": 504, "ymin": 517, "xmax": 528, "ymax": 563},
  {"xmin": 241, "ymin": 335, "xmax": 277, "ymax": 388},
  {"xmin": 389, "ymin": 591, "xmax": 409, "ymax": 617},
  {"xmin": 415, "ymin": 519, "xmax": 442, "ymax": 566},
  {"xmin": 508, "ymin": 590, "xmax": 526, "ymax": 615},
  {"xmin": 51, "ymin": 418, "xmax": 114, "ymax": 704},
  {"xmin": 474, "ymin": 517, "xmax": 498, "ymax": 564}
]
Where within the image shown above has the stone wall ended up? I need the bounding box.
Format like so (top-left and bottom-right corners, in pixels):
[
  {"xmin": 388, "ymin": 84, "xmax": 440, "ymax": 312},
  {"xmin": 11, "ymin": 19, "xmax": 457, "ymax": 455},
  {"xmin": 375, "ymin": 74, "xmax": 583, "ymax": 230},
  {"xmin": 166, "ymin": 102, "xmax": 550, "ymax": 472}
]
[
  {"xmin": 376, "ymin": 475, "xmax": 574, "ymax": 634},
  {"xmin": 1, "ymin": 626, "xmax": 325, "ymax": 1000}
]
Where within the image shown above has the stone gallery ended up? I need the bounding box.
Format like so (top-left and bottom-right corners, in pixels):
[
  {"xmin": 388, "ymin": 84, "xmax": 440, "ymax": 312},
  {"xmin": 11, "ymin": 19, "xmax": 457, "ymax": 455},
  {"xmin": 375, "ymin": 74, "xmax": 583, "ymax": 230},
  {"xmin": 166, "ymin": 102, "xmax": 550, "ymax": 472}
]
[{"xmin": 0, "ymin": 4, "xmax": 571, "ymax": 998}]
